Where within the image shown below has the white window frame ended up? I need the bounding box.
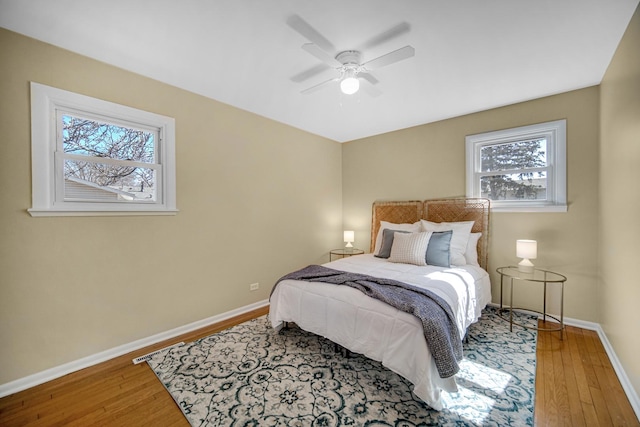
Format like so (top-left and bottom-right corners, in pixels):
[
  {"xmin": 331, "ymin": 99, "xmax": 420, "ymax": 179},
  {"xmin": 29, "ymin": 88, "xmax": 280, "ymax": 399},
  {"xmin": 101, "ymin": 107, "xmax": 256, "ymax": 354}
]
[
  {"xmin": 29, "ymin": 82, "xmax": 177, "ymax": 217},
  {"xmin": 465, "ymin": 120, "xmax": 567, "ymax": 213}
]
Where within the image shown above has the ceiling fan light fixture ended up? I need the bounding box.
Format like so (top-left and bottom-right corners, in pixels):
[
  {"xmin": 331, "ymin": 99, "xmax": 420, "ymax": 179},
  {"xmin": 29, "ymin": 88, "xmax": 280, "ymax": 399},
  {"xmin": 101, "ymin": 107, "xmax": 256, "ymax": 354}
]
[
  {"xmin": 340, "ymin": 77, "xmax": 359, "ymax": 95},
  {"xmin": 340, "ymin": 69, "xmax": 360, "ymax": 95}
]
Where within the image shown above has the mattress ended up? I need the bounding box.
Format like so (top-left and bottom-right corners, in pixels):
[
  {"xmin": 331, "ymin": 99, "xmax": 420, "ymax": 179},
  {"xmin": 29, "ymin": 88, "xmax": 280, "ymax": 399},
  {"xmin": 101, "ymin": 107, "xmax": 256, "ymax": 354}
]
[{"xmin": 269, "ymin": 253, "xmax": 492, "ymax": 410}]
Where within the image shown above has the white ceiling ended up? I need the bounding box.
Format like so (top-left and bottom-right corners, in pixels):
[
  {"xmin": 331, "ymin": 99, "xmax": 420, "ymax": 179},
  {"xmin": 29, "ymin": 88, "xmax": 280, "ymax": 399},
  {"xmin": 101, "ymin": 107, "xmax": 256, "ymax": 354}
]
[{"xmin": 1, "ymin": 0, "xmax": 638, "ymax": 142}]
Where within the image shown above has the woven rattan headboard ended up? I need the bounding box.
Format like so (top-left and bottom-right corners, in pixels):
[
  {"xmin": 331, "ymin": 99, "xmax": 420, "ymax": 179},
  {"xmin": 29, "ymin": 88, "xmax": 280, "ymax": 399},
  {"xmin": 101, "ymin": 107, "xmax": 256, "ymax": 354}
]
[{"xmin": 370, "ymin": 198, "xmax": 490, "ymax": 270}]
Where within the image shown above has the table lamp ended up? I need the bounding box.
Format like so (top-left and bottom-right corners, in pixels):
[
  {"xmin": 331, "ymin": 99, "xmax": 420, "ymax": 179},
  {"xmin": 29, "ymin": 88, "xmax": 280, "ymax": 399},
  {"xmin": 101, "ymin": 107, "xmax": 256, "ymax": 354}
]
[
  {"xmin": 516, "ymin": 239, "xmax": 537, "ymax": 273},
  {"xmin": 343, "ymin": 230, "xmax": 355, "ymax": 248}
]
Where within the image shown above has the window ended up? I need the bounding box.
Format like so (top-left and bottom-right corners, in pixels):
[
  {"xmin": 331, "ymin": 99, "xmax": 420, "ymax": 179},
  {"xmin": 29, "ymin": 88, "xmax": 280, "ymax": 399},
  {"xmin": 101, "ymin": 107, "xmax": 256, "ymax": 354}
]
[
  {"xmin": 466, "ymin": 120, "xmax": 567, "ymax": 212},
  {"xmin": 29, "ymin": 82, "xmax": 177, "ymax": 216}
]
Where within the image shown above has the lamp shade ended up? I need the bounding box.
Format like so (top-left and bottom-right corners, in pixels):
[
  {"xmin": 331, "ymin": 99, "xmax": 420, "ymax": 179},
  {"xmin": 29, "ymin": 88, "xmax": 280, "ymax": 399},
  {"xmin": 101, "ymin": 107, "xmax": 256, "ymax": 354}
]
[
  {"xmin": 343, "ymin": 230, "xmax": 355, "ymax": 243},
  {"xmin": 516, "ymin": 240, "xmax": 537, "ymax": 259}
]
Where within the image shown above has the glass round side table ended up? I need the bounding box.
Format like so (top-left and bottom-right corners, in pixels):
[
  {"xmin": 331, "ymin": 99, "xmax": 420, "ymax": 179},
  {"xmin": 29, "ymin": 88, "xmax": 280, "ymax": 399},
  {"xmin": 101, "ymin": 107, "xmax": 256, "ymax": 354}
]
[
  {"xmin": 496, "ymin": 266, "xmax": 567, "ymax": 339},
  {"xmin": 329, "ymin": 248, "xmax": 364, "ymax": 261}
]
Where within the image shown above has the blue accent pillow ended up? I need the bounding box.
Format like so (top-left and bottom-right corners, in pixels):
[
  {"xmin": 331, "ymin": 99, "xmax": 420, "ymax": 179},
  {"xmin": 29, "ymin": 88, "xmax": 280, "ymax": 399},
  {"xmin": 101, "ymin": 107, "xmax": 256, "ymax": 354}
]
[
  {"xmin": 426, "ymin": 230, "xmax": 453, "ymax": 267},
  {"xmin": 375, "ymin": 228, "xmax": 410, "ymax": 258}
]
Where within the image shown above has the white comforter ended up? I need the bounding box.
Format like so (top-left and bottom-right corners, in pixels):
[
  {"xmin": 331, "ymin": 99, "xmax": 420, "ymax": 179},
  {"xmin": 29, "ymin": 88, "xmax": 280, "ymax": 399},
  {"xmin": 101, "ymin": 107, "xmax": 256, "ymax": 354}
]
[{"xmin": 269, "ymin": 254, "xmax": 492, "ymax": 410}]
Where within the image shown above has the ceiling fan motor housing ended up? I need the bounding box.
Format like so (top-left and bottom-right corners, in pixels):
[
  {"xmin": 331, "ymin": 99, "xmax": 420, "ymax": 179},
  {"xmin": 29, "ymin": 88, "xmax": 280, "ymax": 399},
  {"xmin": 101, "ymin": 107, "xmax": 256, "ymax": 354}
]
[{"xmin": 336, "ymin": 50, "xmax": 362, "ymax": 67}]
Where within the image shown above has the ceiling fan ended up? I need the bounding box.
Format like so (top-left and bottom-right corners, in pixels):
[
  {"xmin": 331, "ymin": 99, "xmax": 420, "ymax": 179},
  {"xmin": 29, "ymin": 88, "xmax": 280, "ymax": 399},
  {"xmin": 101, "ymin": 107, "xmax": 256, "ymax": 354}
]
[{"xmin": 287, "ymin": 15, "xmax": 415, "ymax": 96}]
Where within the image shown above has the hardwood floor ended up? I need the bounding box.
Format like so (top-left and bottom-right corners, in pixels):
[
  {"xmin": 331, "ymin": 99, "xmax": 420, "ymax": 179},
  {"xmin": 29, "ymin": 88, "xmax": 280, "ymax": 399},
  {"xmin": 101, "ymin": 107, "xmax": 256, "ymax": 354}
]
[
  {"xmin": 1, "ymin": 308, "xmax": 638, "ymax": 426},
  {"xmin": 535, "ymin": 320, "xmax": 639, "ymax": 426}
]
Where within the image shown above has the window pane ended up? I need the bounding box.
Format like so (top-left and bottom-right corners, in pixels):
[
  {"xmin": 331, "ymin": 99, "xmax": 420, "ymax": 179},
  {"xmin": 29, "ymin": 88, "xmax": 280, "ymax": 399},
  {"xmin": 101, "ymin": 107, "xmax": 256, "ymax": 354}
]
[
  {"xmin": 62, "ymin": 114, "xmax": 155, "ymax": 163},
  {"xmin": 480, "ymin": 172, "xmax": 547, "ymax": 201},
  {"xmin": 480, "ymin": 138, "xmax": 547, "ymax": 172},
  {"xmin": 64, "ymin": 159, "xmax": 156, "ymax": 202}
]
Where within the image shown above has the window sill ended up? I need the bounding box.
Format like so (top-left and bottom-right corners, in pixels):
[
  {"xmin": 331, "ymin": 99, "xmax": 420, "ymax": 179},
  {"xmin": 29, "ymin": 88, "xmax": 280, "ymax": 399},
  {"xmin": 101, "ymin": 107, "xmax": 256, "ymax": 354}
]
[
  {"xmin": 491, "ymin": 204, "xmax": 567, "ymax": 213},
  {"xmin": 28, "ymin": 208, "xmax": 179, "ymax": 217}
]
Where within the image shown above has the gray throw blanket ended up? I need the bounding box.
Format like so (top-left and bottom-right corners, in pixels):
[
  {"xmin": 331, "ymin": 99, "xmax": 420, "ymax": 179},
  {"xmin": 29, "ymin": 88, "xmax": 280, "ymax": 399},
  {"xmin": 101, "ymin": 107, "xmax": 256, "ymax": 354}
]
[{"xmin": 272, "ymin": 265, "xmax": 462, "ymax": 378}]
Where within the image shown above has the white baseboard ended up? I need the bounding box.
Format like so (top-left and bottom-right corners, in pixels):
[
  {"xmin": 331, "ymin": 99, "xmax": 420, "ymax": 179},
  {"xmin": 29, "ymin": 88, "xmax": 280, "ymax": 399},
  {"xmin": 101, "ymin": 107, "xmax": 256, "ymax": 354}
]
[
  {"xmin": 487, "ymin": 303, "xmax": 640, "ymax": 421},
  {"xmin": 589, "ymin": 324, "xmax": 640, "ymax": 421},
  {"xmin": 0, "ymin": 299, "xmax": 269, "ymax": 399}
]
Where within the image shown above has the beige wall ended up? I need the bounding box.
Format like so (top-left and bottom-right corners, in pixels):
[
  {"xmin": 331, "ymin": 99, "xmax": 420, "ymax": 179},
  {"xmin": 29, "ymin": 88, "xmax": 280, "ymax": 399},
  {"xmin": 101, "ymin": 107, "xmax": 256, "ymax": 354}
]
[
  {"xmin": 343, "ymin": 87, "xmax": 601, "ymax": 323},
  {"xmin": 0, "ymin": 28, "xmax": 343, "ymax": 384},
  {"xmin": 600, "ymin": 5, "xmax": 640, "ymax": 400}
]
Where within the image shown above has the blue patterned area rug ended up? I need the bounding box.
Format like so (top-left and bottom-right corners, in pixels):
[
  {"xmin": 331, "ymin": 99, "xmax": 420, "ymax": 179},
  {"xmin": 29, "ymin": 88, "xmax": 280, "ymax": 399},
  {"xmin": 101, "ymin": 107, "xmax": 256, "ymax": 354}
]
[{"xmin": 147, "ymin": 306, "xmax": 537, "ymax": 426}]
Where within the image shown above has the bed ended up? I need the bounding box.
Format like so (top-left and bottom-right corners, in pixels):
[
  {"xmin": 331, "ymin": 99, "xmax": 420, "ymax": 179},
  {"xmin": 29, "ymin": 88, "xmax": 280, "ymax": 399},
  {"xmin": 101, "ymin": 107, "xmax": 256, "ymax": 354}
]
[{"xmin": 269, "ymin": 198, "xmax": 491, "ymax": 410}]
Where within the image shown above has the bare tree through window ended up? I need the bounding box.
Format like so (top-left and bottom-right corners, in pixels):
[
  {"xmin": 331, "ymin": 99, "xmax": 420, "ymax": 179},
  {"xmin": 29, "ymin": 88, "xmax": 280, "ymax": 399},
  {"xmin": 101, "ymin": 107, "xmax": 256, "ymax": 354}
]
[{"xmin": 62, "ymin": 114, "xmax": 157, "ymax": 200}]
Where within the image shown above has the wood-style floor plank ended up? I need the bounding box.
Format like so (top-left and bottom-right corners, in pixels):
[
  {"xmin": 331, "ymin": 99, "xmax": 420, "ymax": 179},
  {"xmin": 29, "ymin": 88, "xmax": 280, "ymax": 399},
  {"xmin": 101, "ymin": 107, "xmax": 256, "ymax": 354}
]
[
  {"xmin": 568, "ymin": 326, "xmax": 593, "ymax": 407},
  {"xmin": 535, "ymin": 320, "xmax": 639, "ymax": 427},
  {"xmin": 561, "ymin": 331, "xmax": 586, "ymax": 427},
  {"xmin": 1, "ymin": 307, "xmax": 638, "ymax": 426}
]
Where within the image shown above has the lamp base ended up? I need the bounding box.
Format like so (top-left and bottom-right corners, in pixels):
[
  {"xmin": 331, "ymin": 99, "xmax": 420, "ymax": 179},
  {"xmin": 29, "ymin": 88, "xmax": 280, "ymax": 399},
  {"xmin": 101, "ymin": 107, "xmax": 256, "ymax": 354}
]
[
  {"xmin": 345, "ymin": 242, "xmax": 353, "ymax": 248},
  {"xmin": 518, "ymin": 258, "xmax": 534, "ymax": 273}
]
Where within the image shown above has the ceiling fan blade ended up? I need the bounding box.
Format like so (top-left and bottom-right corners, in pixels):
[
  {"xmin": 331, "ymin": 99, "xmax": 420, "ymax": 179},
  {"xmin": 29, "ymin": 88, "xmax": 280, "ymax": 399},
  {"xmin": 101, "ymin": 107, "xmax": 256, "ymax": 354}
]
[
  {"xmin": 363, "ymin": 45, "xmax": 415, "ymax": 70},
  {"xmin": 290, "ymin": 63, "xmax": 331, "ymax": 83},
  {"xmin": 358, "ymin": 22, "xmax": 411, "ymax": 51},
  {"xmin": 359, "ymin": 72, "xmax": 379, "ymax": 85},
  {"xmin": 286, "ymin": 14, "xmax": 335, "ymax": 53},
  {"xmin": 302, "ymin": 43, "xmax": 342, "ymax": 67},
  {"xmin": 360, "ymin": 78, "xmax": 382, "ymax": 97},
  {"xmin": 300, "ymin": 77, "xmax": 338, "ymax": 95}
]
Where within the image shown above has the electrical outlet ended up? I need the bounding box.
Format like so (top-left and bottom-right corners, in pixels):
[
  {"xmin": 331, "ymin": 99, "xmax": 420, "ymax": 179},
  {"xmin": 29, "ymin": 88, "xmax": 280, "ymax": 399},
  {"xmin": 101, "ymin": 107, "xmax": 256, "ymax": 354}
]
[{"xmin": 249, "ymin": 282, "xmax": 259, "ymax": 291}]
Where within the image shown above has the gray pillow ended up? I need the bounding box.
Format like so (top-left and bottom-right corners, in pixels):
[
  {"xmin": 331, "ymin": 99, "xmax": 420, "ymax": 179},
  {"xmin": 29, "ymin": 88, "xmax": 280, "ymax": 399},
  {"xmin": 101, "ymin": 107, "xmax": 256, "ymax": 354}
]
[
  {"xmin": 426, "ymin": 230, "xmax": 453, "ymax": 267},
  {"xmin": 375, "ymin": 228, "xmax": 410, "ymax": 258}
]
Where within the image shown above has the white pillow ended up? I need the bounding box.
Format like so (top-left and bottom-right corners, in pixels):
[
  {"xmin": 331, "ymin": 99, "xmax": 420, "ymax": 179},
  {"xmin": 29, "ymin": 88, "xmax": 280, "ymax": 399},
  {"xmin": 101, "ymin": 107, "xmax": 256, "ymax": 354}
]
[
  {"xmin": 465, "ymin": 232, "xmax": 482, "ymax": 267},
  {"xmin": 420, "ymin": 220, "xmax": 474, "ymax": 266},
  {"xmin": 373, "ymin": 220, "xmax": 422, "ymax": 256},
  {"xmin": 388, "ymin": 231, "xmax": 432, "ymax": 266}
]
